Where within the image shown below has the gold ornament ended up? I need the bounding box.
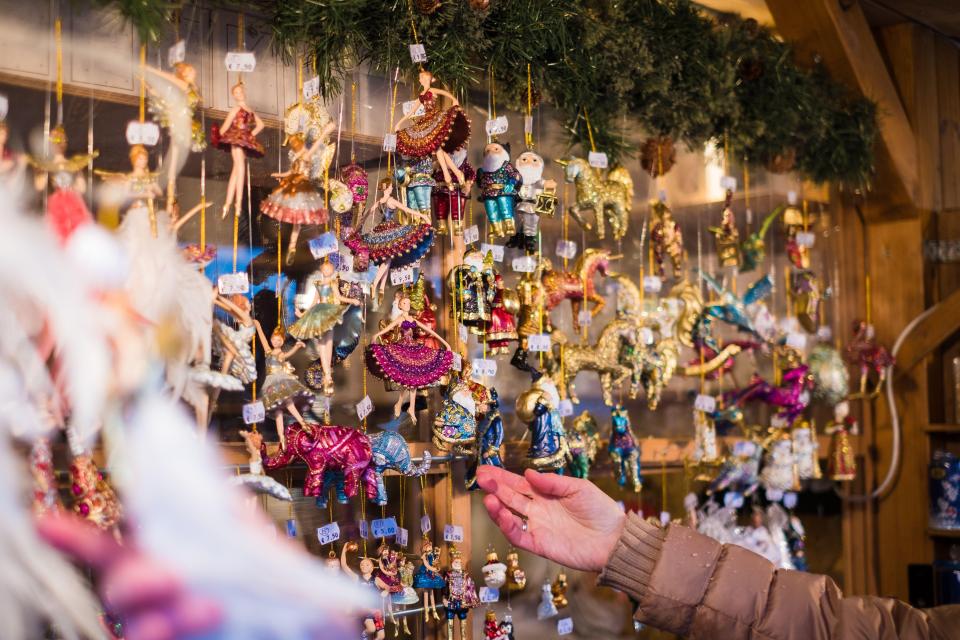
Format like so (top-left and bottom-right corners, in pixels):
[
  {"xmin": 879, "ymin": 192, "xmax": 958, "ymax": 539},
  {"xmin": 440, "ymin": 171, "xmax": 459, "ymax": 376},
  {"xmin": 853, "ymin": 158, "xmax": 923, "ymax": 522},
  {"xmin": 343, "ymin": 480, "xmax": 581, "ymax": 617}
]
[
  {"xmin": 557, "ymin": 157, "xmax": 633, "ymax": 241},
  {"xmin": 551, "ymin": 571, "xmax": 568, "ymax": 609}
]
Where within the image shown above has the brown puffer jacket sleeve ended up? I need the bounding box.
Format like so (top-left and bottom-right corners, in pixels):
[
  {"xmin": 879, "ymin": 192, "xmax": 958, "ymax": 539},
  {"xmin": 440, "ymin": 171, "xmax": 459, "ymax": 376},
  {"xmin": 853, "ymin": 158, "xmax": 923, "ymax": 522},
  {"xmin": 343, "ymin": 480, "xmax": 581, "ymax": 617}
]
[{"xmin": 598, "ymin": 512, "xmax": 960, "ymax": 640}]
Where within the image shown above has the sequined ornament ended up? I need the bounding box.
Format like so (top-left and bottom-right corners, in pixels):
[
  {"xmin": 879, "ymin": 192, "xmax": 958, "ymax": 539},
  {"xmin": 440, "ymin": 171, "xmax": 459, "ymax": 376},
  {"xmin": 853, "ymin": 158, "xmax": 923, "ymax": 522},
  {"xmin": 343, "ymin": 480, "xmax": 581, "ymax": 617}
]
[
  {"xmin": 30, "ymin": 438, "xmax": 60, "ymax": 516},
  {"xmin": 505, "ymin": 549, "xmax": 526, "ymax": 593},
  {"xmin": 566, "ymin": 412, "xmax": 600, "ymax": 479},
  {"xmin": 443, "ymin": 548, "xmax": 479, "ymax": 640},
  {"xmin": 843, "ymin": 320, "xmax": 894, "ymax": 399},
  {"xmin": 709, "ymin": 190, "xmax": 741, "ymax": 268},
  {"xmin": 557, "ymin": 157, "xmax": 632, "ymax": 241},
  {"xmin": 825, "ymin": 402, "xmax": 858, "ymax": 481},
  {"xmin": 650, "ymin": 200, "xmax": 684, "ymax": 280},
  {"xmin": 516, "ymin": 374, "xmax": 569, "ymax": 472},
  {"xmin": 551, "ymin": 571, "xmax": 568, "ymax": 609},
  {"xmin": 609, "ymin": 405, "xmax": 642, "ymax": 492},
  {"xmin": 69, "ymin": 454, "xmax": 122, "ymax": 540}
]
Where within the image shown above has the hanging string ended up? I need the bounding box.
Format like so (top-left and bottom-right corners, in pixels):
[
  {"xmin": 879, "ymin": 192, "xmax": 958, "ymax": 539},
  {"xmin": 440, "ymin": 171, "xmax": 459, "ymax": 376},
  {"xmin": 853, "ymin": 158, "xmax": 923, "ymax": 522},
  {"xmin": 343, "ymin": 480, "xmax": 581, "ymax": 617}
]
[
  {"xmin": 232, "ymin": 210, "xmax": 239, "ymax": 272},
  {"xmin": 406, "ymin": 0, "xmax": 420, "ymax": 47},
  {"xmin": 524, "ymin": 63, "xmax": 533, "ymax": 149},
  {"xmin": 386, "ymin": 68, "xmax": 399, "ymax": 174},
  {"xmin": 200, "ymin": 152, "xmax": 206, "ymax": 250},
  {"xmin": 661, "ymin": 455, "xmax": 668, "ymax": 514},
  {"xmin": 54, "ymin": 17, "xmax": 63, "ymax": 124},
  {"xmin": 743, "ymin": 161, "xmax": 751, "ymax": 230},
  {"xmin": 329, "ymin": 501, "xmax": 335, "ymax": 553},
  {"xmin": 276, "ymin": 222, "xmax": 282, "ymax": 318},
  {"xmin": 360, "ymin": 496, "xmax": 367, "ymax": 557},
  {"xmin": 350, "ymin": 80, "xmax": 357, "ymax": 164},
  {"xmin": 865, "ymin": 275, "xmax": 872, "ymax": 327},
  {"xmin": 583, "ymin": 108, "xmax": 597, "ymax": 153},
  {"xmin": 237, "ymin": 13, "xmax": 245, "ymax": 83},
  {"xmin": 139, "ymin": 45, "xmax": 146, "ymax": 122}
]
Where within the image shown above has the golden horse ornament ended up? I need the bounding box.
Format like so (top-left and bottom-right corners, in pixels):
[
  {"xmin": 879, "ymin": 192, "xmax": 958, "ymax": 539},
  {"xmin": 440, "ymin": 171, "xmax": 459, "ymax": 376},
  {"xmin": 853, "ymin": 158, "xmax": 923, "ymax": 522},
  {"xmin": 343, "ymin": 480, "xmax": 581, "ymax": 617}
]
[
  {"xmin": 550, "ymin": 318, "xmax": 637, "ymax": 406},
  {"xmin": 556, "ymin": 157, "xmax": 633, "ymax": 242}
]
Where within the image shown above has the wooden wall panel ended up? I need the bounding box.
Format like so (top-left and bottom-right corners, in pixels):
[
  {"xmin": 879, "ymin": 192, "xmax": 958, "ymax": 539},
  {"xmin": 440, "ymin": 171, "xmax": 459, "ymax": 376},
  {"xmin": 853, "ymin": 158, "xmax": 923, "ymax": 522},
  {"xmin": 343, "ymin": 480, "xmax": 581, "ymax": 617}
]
[
  {"xmin": 0, "ymin": 0, "xmax": 51, "ymax": 78},
  {"xmin": 68, "ymin": 7, "xmax": 136, "ymax": 93}
]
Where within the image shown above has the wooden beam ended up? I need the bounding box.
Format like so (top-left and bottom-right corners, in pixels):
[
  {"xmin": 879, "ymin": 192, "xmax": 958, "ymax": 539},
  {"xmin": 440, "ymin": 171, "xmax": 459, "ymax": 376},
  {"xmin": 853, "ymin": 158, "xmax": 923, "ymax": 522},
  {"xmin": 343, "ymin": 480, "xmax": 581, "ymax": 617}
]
[
  {"xmin": 894, "ymin": 285, "xmax": 960, "ymax": 376},
  {"xmin": 765, "ymin": 0, "xmax": 920, "ymax": 216}
]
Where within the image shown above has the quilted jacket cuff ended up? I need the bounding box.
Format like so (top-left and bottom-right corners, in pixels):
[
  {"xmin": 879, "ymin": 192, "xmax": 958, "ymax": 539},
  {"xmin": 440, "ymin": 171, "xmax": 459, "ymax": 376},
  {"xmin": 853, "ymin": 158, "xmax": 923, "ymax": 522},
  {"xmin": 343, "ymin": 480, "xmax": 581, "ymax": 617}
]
[{"xmin": 597, "ymin": 512, "xmax": 666, "ymax": 602}]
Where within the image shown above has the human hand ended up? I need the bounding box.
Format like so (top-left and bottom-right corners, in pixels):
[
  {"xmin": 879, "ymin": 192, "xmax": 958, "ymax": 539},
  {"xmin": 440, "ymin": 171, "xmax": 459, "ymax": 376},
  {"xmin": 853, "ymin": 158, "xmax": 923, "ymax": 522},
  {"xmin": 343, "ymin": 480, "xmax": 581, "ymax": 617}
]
[
  {"xmin": 476, "ymin": 466, "xmax": 625, "ymax": 573},
  {"xmin": 37, "ymin": 513, "xmax": 222, "ymax": 640},
  {"xmin": 239, "ymin": 429, "xmax": 263, "ymax": 455}
]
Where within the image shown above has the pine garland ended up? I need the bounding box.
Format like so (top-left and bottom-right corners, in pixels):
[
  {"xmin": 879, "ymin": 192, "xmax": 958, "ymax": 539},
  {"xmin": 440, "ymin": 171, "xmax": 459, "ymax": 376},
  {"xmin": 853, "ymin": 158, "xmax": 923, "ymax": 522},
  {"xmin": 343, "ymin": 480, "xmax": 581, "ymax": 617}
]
[{"xmin": 100, "ymin": 0, "xmax": 878, "ymax": 186}]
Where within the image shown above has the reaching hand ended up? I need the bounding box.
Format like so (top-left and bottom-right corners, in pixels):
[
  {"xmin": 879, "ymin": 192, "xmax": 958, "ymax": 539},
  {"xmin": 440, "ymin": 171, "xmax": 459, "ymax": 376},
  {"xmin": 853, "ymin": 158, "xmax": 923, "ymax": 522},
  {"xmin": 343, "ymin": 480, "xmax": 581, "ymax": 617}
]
[{"xmin": 476, "ymin": 466, "xmax": 625, "ymax": 573}]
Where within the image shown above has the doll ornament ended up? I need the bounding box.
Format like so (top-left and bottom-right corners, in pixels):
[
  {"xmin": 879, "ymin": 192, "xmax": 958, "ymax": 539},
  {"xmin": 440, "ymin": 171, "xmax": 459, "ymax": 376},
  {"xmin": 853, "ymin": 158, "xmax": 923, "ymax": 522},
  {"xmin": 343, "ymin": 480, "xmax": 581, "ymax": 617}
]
[
  {"xmin": 432, "ymin": 147, "xmax": 475, "ymax": 235},
  {"xmin": 340, "ymin": 542, "xmax": 387, "ymax": 640},
  {"xmin": 373, "ymin": 544, "xmax": 404, "ymax": 633},
  {"xmin": 413, "ymin": 537, "xmax": 446, "ymax": 623},
  {"xmin": 394, "ymin": 68, "xmax": 471, "ymax": 186},
  {"xmin": 95, "ymin": 144, "xmax": 163, "ymax": 222},
  {"xmin": 508, "ymin": 150, "xmax": 556, "ymax": 253},
  {"xmin": 651, "ymin": 200, "xmax": 684, "ymax": 280},
  {"xmin": 476, "ymin": 142, "xmax": 522, "ymax": 238},
  {"xmin": 212, "ymin": 81, "xmax": 265, "ymax": 218},
  {"xmin": 255, "ymin": 322, "xmax": 312, "ymax": 445},
  {"xmin": 609, "ymin": 405, "xmax": 642, "ymax": 492},
  {"xmin": 442, "ymin": 547, "xmax": 479, "ymax": 640},
  {"xmin": 367, "ymin": 291, "xmax": 453, "ymax": 419},
  {"xmin": 826, "ymin": 401, "xmax": 858, "ymax": 481},
  {"xmin": 29, "ymin": 126, "xmax": 97, "ymax": 243}
]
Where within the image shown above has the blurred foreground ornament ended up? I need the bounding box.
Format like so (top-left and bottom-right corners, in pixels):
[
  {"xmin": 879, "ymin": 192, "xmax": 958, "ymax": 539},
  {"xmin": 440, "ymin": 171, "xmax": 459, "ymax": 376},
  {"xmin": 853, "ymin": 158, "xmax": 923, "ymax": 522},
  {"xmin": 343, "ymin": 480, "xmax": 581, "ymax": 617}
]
[
  {"xmin": 825, "ymin": 401, "xmax": 858, "ymax": 481},
  {"xmin": 809, "ymin": 344, "xmax": 849, "ymax": 405}
]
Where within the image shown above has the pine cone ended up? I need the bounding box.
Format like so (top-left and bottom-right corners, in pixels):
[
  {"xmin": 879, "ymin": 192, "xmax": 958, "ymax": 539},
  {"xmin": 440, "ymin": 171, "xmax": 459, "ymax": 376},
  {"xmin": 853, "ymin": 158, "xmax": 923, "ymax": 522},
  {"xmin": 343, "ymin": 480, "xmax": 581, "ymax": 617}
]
[
  {"xmin": 767, "ymin": 148, "xmax": 797, "ymax": 174},
  {"xmin": 640, "ymin": 136, "xmax": 676, "ymax": 177},
  {"xmin": 470, "ymin": 0, "xmax": 491, "ymax": 9},
  {"xmin": 415, "ymin": 0, "xmax": 441, "ymax": 14}
]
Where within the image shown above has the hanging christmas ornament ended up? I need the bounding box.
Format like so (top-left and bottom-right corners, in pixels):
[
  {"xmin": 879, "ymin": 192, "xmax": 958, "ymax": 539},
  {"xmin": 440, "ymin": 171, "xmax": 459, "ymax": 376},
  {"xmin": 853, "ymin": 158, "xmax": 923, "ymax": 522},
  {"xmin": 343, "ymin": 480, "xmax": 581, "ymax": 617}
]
[
  {"xmin": 557, "ymin": 156, "xmax": 632, "ymax": 242},
  {"xmin": 809, "ymin": 343, "xmax": 849, "ymax": 405},
  {"xmin": 791, "ymin": 421, "xmax": 822, "ymax": 481},
  {"xmin": 536, "ymin": 580, "xmax": 558, "ymax": 619},
  {"xmin": 651, "ymin": 200, "xmax": 684, "ymax": 280},
  {"xmin": 256, "ymin": 323, "xmax": 313, "ymax": 442},
  {"xmin": 551, "ymin": 570, "xmax": 569, "ymax": 609},
  {"xmin": 640, "ymin": 136, "xmax": 676, "ymax": 177},
  {"xmin": 556, "ymin": 317, "xmax": 637, "ymax": 407},
  {"xmin": 443, "ymin": 547, "xmax": 479, "ymax": 640},
  {"xmin": 566, "ymin": 411, "xmax": 600, "ymax": 479},
  {"xmin": 505, "ymin": 549, "xmax": 527, "ymax": 593},
  {"xmin": 340, "ymin": 542, "xmax": 387, "ymax": 640},
  {"xmin": 373, "ymin": 543, "xmax": 404, "ymax": 630},
  {"xmin": 511, "ymin": 258, "xmax": 548, "ymax": 375},
  {"xmin": 68, "ymin": 454, "xmax": 122, "ymax": 541},
  {"xmin": 434, "ymin": 359, "xmax": 486, "ymax": 453},
  {"xmin": 211, "ymin": 81, "xmax": 265, "ymax": 218},
  {"xmin": 760, "ymin": 433, "xmax": 799, "ymax": 494},
  {"xmin": 843, "ymin": 319, "xmax": 894, "ymax": 399},
  {"xmin": 740, "ymin": 208, "xmax": 780, "ymax": 272},
  {"xmin": 481, "ymin": 548, "xmax": 507, "ymax": 588},
  {"xmin": 481, "ymin": 251, "xmax": 519, "ymax": 354},
  {"xmin": 413, "ymin": 536, "xmax": 446, "ymax": 623},
  {"xmin": 431, "ymin": 147, "xmax": 474, "ymax": 236},
  {"xmin": 233, "ymin": 430, "xmax": 293, "ymax": 501},
  {"xmin": 466, "ymin": 388, "xmax": 505, "ymax": 490},
  {"xmin": 709, "ymin": 189, "xmax": 741, "ymax": 269},
  {"xmin": 94, "ymin": 144, "xmax": 162, "ymax": 219},
  {"xmin": 395, "ymin": 153, "xmax": 436, "ymax": 217},
  {"xmin": 825, "ymin": 401, "xmax": 858, "ymax": 481},
  {"xmin": 29, "ymin": 126, "xmax": 97, "ymax": 244},
  {"xmin": 477, "ymin": 141, "xmax": 522, "ymax": 239},
  {"xmin": 448, "ymin": 248, "xmax": 493, "ymax": 336},
  {"xmin": 508, "ymin": 150, "xmax": 557, "ymax": 254},
  {"xmin": 609, "ymin": 405, "xmax": 642, "ymax": 493},
  {"xmin": 516, "ymin": 373, "xmax": 569, "ymax": 472}
]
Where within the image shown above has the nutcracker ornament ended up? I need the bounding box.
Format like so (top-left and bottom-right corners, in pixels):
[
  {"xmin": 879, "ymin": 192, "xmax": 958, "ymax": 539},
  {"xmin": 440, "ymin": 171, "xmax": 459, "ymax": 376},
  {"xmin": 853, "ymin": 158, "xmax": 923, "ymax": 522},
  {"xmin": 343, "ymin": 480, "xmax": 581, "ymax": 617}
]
[
  {"xmin": 414, "ymin": 536, "xmax": 446, "ymax": 622},
  {"xmin": 566, "ymin": 411, "xmax": 600, "ymax": 479},
  {"xmin": 511, "ymin": 259, "xmax": 548, "ymax": 375},
  {"xmin": 432, "ymin": 147, "xmax": 475, "ymax": 235},
  {"xmin": 476, "ymin": 141, "xmax": 522, "ymax": 238},
  {"xmin": 825, "ymin": 401, "xmax": 858, "ymax": 481},
  {"xmin": 709, "ymin": 189, "xmax": 741, "ymax": 268},
  {"xmin": 508, "ymin": 150, "xmax": 557, "ymax": 253},
  {"xmin": 609, "ymin": 405, "xmax": 642, "ymax": 492},
  {"xmin": 516, "ymin": 373, "xmax": 568, "ymax": 473},
  {"xmin": 442, "ymin": 547, "xmax": 479, "ymax": 640},
  {"xmin": 212, "ymin": 81, "xmax": 265, "ymax": 218},
  {"xmin": 650, "ymin": 200, "xmax": 684, "ymax": 280}
]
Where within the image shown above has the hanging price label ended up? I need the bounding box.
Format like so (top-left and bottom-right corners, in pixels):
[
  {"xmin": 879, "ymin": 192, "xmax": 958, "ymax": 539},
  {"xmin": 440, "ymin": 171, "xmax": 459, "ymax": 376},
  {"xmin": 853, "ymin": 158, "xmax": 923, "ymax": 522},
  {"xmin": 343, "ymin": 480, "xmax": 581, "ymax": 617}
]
[
  {"xmin": 577, "ymin": 310, "xmax": 593, "ymax": 327},
  {"xmin": 402, "ymin": 100, "xmax": 426, "ymax": 117},
  {"xmin": 528, "ymin": 333, "xmax": 552, "ymax": 352},
  {"xmin": 555, "ymin": 239, "xmax": 578, "ymax": 259},
  {"xmin": 787, "ymin": 190, "xmax": 798, "ymax": 205},
  {"xmin": 224, "ymin": 51, "xmax": 257, "ymax": 72},
  {"xmin": 420, "ymin": 515, "xmax": 432, "ymax": 533},
  {"xmin": 512, "ymin": 255, "xmax": 538, "ymax": 273},
  {"xmin": 480, "ymin": 243, "xmax": 504, "ymax": 262},
  {"xmin": 643, "ymin": 275, "xmax": 663, "ymax": 294},
  {"xmin": 786, "ymin": 332, "xmax": 807, "ymax": 351},
  {"xmin": 451, "ymin": 352, "xmax": 462, "ymax": 372},
  {"xmin": 472, "ymin": 358, "xmax": 497, "ymax": 377},
  {"xmin": 694, "ymin": 394, "xmax": 717, "ymax": 413},
  {"xmin": 303, "ymin": 76, "xmax": 320, "ymax": 99},
  {"xmin": 765, "ymin": 488, "xmax": 784, "ymax": 503},
  {"xmin": 125, "ymin": 121, "xmax": 161, "ymax": 146},
  {"xmin": 770, "ymin": 415, "xmax": 788, "ymax": 429},
  {"xmin": 371, "ymin": 517, "xmax": 398, "ymax": 538},
  {"xmin": 390, "ymin": 266, "xmax": 415, "ymax": 286},
  {"xmin": 443, "ymin": 524, "xmax": 464, "ymax": 543},
  {"xmin": 313, "ymin": 395, "xmax": 330, "ymax": 415},
  {"xmin": 242, "ymin": 401, "xmax": 265, "ymax": 425},
  {"xmin": 658, "ymin": 189, "xmax": 668, "ymax": 203},
  {"xmin": 463, "ymin": 225, "xmax": 480, "ymax": 244},
  {"xmin": 458, "ymin": 324, "xmax": 470, "ymax": 344},
  {"xmin": 382, "ymin": 133, "xmax": 397, "ymax": 152},
  {"xmin": 816, "ymin": 325, "xmax": 832, "ymax": 342},
  {"xmin": 795, "ymin": 231, "xmax": 816, "ymax": 248},
  {"xmin": 720, "ymin": 175, "xmax": 738, "ymax": 192},
  {"xmin": 308, "ymin": 232, "xmax": 339, "ymax": 259},
  {"xmin": 523, "ymin": 115, "xmax": 533, "ymax": 134},
  {"xmin": 167, "ymin": 39, "xmax": 186, "ymax": 66},
  {"xmin": 218, "ymin": 272, "xmax": 250, "ymax": 295},
  {"xmin": 485, "ymin": 116, "xmax": 509, "ymax": 136},
  {"xmin": 409, "ymin": 43, "xmax": 427, "ymax": 63},
  {"xmin": 335, "ymin": 252, "xmax": 354, "ymax": 273},
  {"xmin": 358, "ymin": 519, "xmax": 369, "ymax": 539},
  {"xmin": 557, "ymin": 618, "xmax": 574, "ymax": 635},
  {"xmin": 396, "ymin": 527, "xmax": 409, "ymax": 547},
  {"xmin": 725, "ymin": 491, "xmax": 745, "ymax": 508},
  {"xmin": 558, "ymin": 399, "xmax": 574, "ymax": 417},
  {"xmin": 356, "ymin": 395, "xmax": 373, "ymax": 420},
  {"xmin": 783, "ymin": 492, "xmax": 798, "ymax": 509},
  {"xmin": 587, "ymin": 151, "xmax": 608, "ymax": 168},
  {"xmin": 317, "ymin": 522, "xmax": 341, "ymax": 545},
  {"xmin": 479, "ymin": 587, "xmax": 500, "ymax": 603},
  {"xmin": 659, "ymin": 511, "xmax": 672, "ymax": 526},
  {"xmin": 285, "ymin": 518, "xmax": 297, "ymax": 538}
]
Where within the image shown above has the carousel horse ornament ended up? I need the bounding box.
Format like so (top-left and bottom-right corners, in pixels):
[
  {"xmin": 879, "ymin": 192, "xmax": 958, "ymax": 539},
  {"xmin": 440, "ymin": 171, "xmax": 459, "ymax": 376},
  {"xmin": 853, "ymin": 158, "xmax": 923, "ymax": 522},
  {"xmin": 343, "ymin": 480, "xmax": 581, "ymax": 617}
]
[
  {"xmin": 557, "ymin": 157, "xmax": 633, "ymax": 241},
  {"xmin": 608, "ymin": 405, "xmax": 642, "ymax": 493},
  {"xmin": 630, "ymin": 335, "xmax": 679, "ymax": 410},
  {"xmin": 541, "ymin": 248, "xmax": 617, "ymax": 330},
  {"xmin": 651, "ymin": 200, "xmax": 684, "ymax": 280},
  {"xmin": 843, "ymin": 319, "xmax": 894, "ymax": 399},
  {"xmin": 566, "ymin": 411, "xmax": 600, "ymax": 479},
  {"xmin": 722, "ymin": 346, "xmax": 814, "ymax": 425},
  {"xmin": 551, "ymin": 318, "xmax": 636, "ymax": 406}
]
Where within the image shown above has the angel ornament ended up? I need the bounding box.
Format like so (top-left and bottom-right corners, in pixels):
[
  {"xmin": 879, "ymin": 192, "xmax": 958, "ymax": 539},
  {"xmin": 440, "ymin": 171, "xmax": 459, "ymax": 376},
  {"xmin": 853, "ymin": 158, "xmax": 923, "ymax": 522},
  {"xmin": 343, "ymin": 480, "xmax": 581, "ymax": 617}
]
[
  {"xmin": 394, "ymin": 69, "xmax": 471, "ymax": 188},
  {"xmin": 254, "ymin": 321, "xmax": 313, "ymax": 446},
  {"xmin": 213, "ymin": 294, "xmax": 258, "ymax": 386},
  {"xmin": 212, "ymin": 81, "xmax": 265, "ymax": 218},
  {"xmin": 95, "ymin": 144, "xmax": 163, "ymax": 231},
  {"xmin": 366, "ymin": 291, "xmax": 453, "ymax": 419},
  {"xmin": 288, "ymin": 261, "xmax": 361, "ymax": 395},
  {"xmin": 29, "ymin": 125, "xmax": 97, "ymax": 243}
]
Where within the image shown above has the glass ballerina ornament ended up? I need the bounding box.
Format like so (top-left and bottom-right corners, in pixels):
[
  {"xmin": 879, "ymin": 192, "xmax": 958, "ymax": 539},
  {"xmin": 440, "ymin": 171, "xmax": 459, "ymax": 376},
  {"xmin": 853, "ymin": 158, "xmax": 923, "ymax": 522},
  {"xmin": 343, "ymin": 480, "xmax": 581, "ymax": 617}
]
[
  {"xmin": 394, "ymin": 68, "xmax": 471, "ymax": 189},
  {"xmin": 287, "ymin": 261, "xmax": 361, "ymax": 396},
  {"xmin": 212, "ymin": 81, "xmax": 265, "ymax": 218},
  {"xmin": 254, "ymin": 321, "xmax": 312, "ymax": 446},
  {"xmin": 340, "ymin": 542, "xmax": 387, "ymax": 640},
  {"xmin": 431, "ymin": 147, "xmax": 475, "ymax": 235},
  {"xmin": 29, "ymin": 125, "xmax": 97, "ymax": 243},
  {"xmin": 366, "ymin": 291, "xmax": 453, "ymax": 419},
  {"xmin": 213, "ymin": 294, "xmax": 258, "ymax": 387},
  {"xmin": 413, "ymin": 536, "xmax": 445, "ymax": 623},
  {"xmin": 95, "ymin": 144, "xmax": 163, "ymax": 232}
]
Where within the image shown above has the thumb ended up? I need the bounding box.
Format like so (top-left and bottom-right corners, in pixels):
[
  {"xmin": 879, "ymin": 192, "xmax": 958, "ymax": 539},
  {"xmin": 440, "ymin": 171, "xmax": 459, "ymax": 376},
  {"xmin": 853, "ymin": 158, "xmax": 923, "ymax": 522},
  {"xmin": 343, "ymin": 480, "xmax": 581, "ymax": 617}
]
[
  {"xmin": 36, "ymin": 512, "xmax": 123, "ymax": 572},
  {"xmin": 524, "ymin": 469, "xmax": 578, "ymax": 499}
]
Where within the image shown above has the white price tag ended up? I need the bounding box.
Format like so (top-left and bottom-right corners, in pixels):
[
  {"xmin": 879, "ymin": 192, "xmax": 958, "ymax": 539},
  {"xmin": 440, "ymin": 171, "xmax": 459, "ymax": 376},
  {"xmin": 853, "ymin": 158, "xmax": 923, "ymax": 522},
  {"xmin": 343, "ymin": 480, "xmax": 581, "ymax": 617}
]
[
  {"xmin": 471, "ymin": 358, "xmax": 497, "ymax": 377},
  {"xmin": 396, "ymin": 527, "xmax": 409, "ymax": 547},
  {"xmin": 721, "ymin": 175, "xmax": 738, "ymax": 192},
  {"xmin": 224, "ymin": 51, "xmax": 256, "ymax": 72},
  {"xmin": 451, "ymin": 352, "xmax": 462, "ymax": 372},
  {"xmin": 390, "ymin": 266, "xmax": 415, "ymax": 285},
  {"xmin": 371, "ymin": 517, "xmax": 398, "ymax": 538},
  {"xmin": 480, "ymin": 243, "xmax": 504, "ymax": 262},
  {"xmin": 302, "ymin": 76, "xmax": 320, "ymax": 100},
  {"xmin": 694, "ymin": 394, "xmax": 717, "ymax": 413},
  {"xmin": 787, "ymin": 190, "xmax": 798, "ymax": 206},
  {"xmin": 523, "ymin": 115, "xmax": 533, "ymax": 135},
  {"xmin": 382, "ymin": 133, "xmax": 397, "ymax": 152},
  {"xmin": 443, "ymin": 524, "xmax": 464, "ymax": 543},
  {"xmin": 409, "ymin": 43, "xmax": 427, "ymax": 63},
  {"xmin": 786, "ymin": 332, "xmax": 807, "ymax": 351},
  {"xmin": 314, "ymin": 396, "xmax": 330, "ymax": 415},
  {"xmin": 659, "ymin": 511, "xmax": 671, "ymax": 526},
  {"xmin": 335, "ymin": 252, "xmax": 354, "ymax": 273},
  {"xmin": 317, "ymin": 522, "xmax": 341, "ymax": 545},
  {"xmin": 640, "ymin": 327, "xmax": 655, "ymax": 345},
  {"xmin": 242, "ymin": 401, "xmax": 265, "ymax": 424},
  {"xmin": 217, "ymin": 272, "xmax": 250, "ymax": 295},
  {"xmin": 485, "ymin": 115, "xmax": 509, "ymax": 136},
  {"xmin": 765, "ymin": 488, "xmax": 784, "ymax": 503},
  {"xmin": 643, "ymin": 275, "xmax": 663, "ymax": 294},
  {"xmin": 308, "ymin": 232, "xmax": 339, "ymax": 259},
  {"xmin": 359, "ymin": 519, "xmax": 369, "ymax": 539},
  {"xmin": 356, "ymin": 395, "xmax": 373, "ymax": 420},
  {"xmin": 125, "ymin": 121, "xmax": 160, "ymax": 146},
  {"xmin": 528, "ymin": 333, "xmax": 552, "ymax": 352},
  {"xmin": 816, "ymin": 325, "xmax": 832, "ymax": 342},
  {"xmin": 167, "ymin": 40, "xmax": 186, "ymax": 66},
  {"xmin": 557, "ymin": 618, "xmax": 574, "ymax": 635},
  {"xmin": 402, "ymin": 100, "xmax": 426, "ymax": 117},
  {"xmin": 458, "ymin": 324, "xmax": 470, "ymax": 344},
  {"xmin": 479, "ymin": 587, "xmax": 500, "ymax": 603},
  {"xmin": 420, "ymin": 514, "xmax": 432, "ymax": 533},
  {"xmin": 577, "ymin": 310, "xmax": 593, "ymax": 327},
  {"xmin": 783, "ymin": 492, "xmax": 798, "ymax": 509},
  {"xmin": 555, "ymin": 239, "xmax": 578, "ymax": 259},
  {"xmin": 588, "ymin": 151, "xmax": 608, "ymax": 168},
  {"xmin": 795, "ymin": 231, "xmax": 815, "ymax": 248},
  {"xmin": 558, "ymin": 399, "xmax": 574, "ymax": 417},
  {"xmin": 512, "ymin": 255, "xmax": 538, "ymax": 273},
  {"xmin": 463, "ymin": 225, "xmax": 480, "ymax": 244}
]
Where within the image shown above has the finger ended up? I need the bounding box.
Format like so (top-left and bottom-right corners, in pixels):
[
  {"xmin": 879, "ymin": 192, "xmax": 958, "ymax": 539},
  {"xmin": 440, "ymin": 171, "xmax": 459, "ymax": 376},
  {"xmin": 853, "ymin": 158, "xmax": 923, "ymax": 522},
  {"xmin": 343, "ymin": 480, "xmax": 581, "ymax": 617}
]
[
  {"xmin": 169, "ymin": 596, "xmax": 222, "ymax": 637},
  {"xmin": 36, "ymin": 513, "xmax": 123, "ymax": 572},
  {"xmin": 101, "ymin": 556, "xmax": 182, "ymax": 613},
  {"xmin": 489, "ymin": 479, "xmax": 534, "ymax": 517},
  {"xmin": 484, "ymin": 495, "xmax": 536, "ymax": 552},
  {"xmin": 524, "ymin": 469, "xmax": 578, "ymax": 499},
  {"xmin": 476, "ymin": 465, "xmax": 532, "ymax": 496},
  {"xmin": 124, "ymin": 609, "xmax": 176, "ymax": 640}
]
